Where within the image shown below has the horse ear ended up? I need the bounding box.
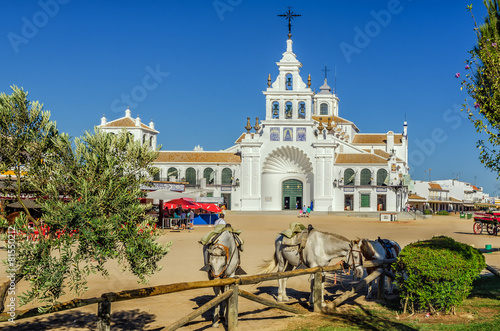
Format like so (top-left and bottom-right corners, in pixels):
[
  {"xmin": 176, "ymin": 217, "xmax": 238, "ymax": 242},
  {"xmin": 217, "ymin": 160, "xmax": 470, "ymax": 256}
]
[{"xmin": 200, "ymin": 264, "xmax": 211, "ymax": 272}]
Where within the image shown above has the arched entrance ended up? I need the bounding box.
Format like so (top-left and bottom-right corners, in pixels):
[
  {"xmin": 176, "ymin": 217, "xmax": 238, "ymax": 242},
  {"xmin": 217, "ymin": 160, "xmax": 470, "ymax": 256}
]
[{"xmin": 282, "ymin": 179, "xmax": 303, "ymax": 210}]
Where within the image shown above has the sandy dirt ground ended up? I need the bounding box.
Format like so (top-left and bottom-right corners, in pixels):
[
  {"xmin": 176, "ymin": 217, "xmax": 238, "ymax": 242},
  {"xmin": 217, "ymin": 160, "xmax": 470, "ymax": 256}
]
[{"xmin": 1, "ymin": 212, "xmax": 500, "ymax": 330}]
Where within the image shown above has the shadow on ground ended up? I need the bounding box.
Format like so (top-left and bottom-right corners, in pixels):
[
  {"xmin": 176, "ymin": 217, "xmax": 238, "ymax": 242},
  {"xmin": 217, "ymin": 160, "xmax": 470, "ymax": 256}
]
[
  {"xmin": 1, "ymin": 309, "xmax": 161, "ymax": 331},
  {"xmin": 322, "ymin": 303, "xmax": 418, "ymax": 331}
]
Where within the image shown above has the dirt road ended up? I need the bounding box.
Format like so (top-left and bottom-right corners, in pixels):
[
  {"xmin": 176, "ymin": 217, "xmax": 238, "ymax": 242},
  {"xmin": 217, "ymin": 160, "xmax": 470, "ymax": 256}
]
[{"xmin": 2, "ymin": 212, "xmax": 499, "ymax": 330}]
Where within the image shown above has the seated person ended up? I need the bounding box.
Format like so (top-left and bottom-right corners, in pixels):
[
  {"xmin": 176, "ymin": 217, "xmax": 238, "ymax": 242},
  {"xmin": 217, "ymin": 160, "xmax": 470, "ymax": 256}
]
[{"xmin": 214, "ymin": 213, "xmax": 226, "ymax": 226}]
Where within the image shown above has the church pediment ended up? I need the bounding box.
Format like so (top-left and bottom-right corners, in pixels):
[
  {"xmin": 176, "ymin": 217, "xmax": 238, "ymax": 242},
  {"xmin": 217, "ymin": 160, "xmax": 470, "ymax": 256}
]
[{"xmin": 262, "ymin": 146, "xmax": 313, "ymax": 174}]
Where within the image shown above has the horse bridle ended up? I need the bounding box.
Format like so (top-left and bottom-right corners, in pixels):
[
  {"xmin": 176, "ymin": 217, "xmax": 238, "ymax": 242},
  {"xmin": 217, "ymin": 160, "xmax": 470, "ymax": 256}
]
[
  {"xmin": 209, "ymin": 242, "xmax": 237, "ymax": 279},
  {"xmin": 345, "ymin": 242, "xmax": 363, "ymax": 271}
]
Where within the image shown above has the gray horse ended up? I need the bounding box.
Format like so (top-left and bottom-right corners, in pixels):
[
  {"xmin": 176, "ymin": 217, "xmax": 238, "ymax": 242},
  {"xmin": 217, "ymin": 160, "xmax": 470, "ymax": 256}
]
[
  {"xmin": 351, "ymin": 238, "xmax": 401, "ymax": 299},
  {"xmin": 201, "ymin": 229, "xmax": 243, "ymax": 328},
  {"xmin": 260, "ymin": 225, "xmax": 364, "ymax": 308}
]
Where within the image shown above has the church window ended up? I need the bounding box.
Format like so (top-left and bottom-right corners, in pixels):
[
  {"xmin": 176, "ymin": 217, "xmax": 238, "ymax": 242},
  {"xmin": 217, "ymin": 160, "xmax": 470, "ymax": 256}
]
[
  {"xmin": 221, "ymin": 168, "xmax": 232, "ymax": 185},
  {"xmin": 285, "ymin": 101, "xmax": 293, "ymax": 119},
  {"xmin": 167, "ymin": 167, "xmax": 178, "ymax": 181},
  {"xmin": 360, "ymin": 169, "xmax": 371, "ymax": 185},
  {"xmin": 126, "ymin": 132, "xmax": 134, "ymax": 143},
  {"xmin": 186, "ymin": 168, "xmax": 196, "ymax": 185},
  {"xmin": 360, "ymin": 194, "xmax": 370, "ymax": 207},
  {"xmin": 152, "ymin": 167, "xmax": 160, "ymax": 181},
  {"xmin": 204, "ymin": 167, "xmax": 215, "ymax": 185},
  {"xmin": 272, "ymin": 102, "xmax": 279, "ymax": 119},
  {"xmin": 344, "ymin": 168, "xmax": 355, "ymax": 186},
  {"xmin": 298, "ymin": 102, "xmax": 306, "ymax": 119},
  {"xmin": 286, "ymin": 73, "xmax": 293, "ymax": 90},
  {"xmin": 150, "ymin": 136, "xmax": 153, "ymax": 147},
  {"xmin": 377, "ymin": 169, "xmax": 388, "ymax": 186},
  {"xmin": 320, "ymin": 103, "xmax": 328, "ymax": 115},
  {"xmin": 143, "ymin": 134, "xmax": 146, "ymax": 144}
]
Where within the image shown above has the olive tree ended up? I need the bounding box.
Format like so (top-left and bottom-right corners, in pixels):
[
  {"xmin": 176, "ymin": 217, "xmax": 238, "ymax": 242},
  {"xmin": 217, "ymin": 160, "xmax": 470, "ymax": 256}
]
[{"xmin": 0, "ymin": 86, "xmax": 171, "ymax": 311}]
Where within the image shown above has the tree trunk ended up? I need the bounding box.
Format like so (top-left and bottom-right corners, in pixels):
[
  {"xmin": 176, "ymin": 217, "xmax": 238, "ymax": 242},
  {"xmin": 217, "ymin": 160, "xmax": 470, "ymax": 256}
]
[{"xmin": 0, "ymin": 275, "xmax": 23, "ymax": 313}]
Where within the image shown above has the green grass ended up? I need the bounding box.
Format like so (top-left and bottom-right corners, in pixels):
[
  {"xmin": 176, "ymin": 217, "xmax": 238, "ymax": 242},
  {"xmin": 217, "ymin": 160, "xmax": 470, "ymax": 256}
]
[{"xmin": 286, "ymin": 275, "xmax": 500, "ymax": 331}]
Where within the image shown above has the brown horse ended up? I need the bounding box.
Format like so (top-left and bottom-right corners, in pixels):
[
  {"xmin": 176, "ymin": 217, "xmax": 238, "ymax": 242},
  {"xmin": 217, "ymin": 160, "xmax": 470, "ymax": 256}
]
[{"xmin": 352, "ymin": 238, "xmax": 401, "ymax": 298}]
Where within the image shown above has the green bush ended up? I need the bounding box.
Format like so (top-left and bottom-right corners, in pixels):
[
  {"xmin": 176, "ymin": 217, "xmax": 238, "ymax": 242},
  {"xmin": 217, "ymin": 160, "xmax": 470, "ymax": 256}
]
[
  {"xmin": 394, "ymin": 236, "xmax": 486, "ymax": 314},
  {"xmin": 436, "ymin": 210, "xmax": 450, "ymax": 215},
  {"xmin": 423, "ymin": 209, "xmax": 432, "ymax": 215}
]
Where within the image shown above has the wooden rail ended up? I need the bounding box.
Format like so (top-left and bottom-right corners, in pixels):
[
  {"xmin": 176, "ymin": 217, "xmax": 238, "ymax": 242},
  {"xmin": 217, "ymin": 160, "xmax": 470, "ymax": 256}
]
[{"xmin": 0, "ymin": 258, "xmax": 397, "ymax": 329}]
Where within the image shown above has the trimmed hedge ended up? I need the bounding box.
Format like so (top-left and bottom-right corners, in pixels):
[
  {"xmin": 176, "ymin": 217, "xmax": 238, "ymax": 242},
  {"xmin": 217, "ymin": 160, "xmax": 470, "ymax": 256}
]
[
  {"xmin": 423, "ymin": 209, "xmax": 432, "ymax": 215},
  {"xmin": 436, "ymin": 210, "xmax": 450, "ymax": 215},
  {"xmin": 394, "ymin": 236, "xmax": 486, "ymax": 314}
]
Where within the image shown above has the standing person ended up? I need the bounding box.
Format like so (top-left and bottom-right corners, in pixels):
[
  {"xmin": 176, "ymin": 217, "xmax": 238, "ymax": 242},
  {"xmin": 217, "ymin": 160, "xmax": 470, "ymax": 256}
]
[
  {"xmin": 188, "ymin": 209, "xmax": 195, "ymax": 230},
  {"xmin": 302, "ymin": 205, "xmax": 307, "ymax": 216},
  {"xmin": 306, "ymin": 205, "xmax": 311, "ymax": 217}
]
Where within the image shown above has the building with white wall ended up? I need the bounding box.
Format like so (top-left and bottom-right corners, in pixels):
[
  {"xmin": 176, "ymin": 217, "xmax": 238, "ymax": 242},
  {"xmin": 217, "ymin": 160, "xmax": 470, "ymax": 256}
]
[
  {"xmin": 410, "ymin": 179, "xmax": 492, "ymax": 212},
  {"xmin": 99, "ymin": 35, "xmax": 410, "ymax": 212}
]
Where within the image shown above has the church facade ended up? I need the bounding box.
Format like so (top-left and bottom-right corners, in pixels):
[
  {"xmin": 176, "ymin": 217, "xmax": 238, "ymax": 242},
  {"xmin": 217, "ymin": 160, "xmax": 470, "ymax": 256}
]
[{"xmin": 99, "ymin": 36, "xmax": 409, "ymax": 212}]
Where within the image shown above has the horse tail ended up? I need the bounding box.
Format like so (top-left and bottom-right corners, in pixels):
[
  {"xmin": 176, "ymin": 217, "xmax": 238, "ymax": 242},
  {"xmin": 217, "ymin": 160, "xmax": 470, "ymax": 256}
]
[{"xmin": 258, "ymin": 254, "xmax": 278, "ymax": 274}]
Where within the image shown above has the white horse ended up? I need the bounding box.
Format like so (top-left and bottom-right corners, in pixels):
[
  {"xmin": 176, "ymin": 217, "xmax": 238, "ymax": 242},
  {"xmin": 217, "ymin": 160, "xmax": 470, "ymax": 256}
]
[
  {"xmin": 202, "ymin": 229, "xmax": 243, "ymax": 327},
  {"xmin": 351, "ymin": 238, "xmax": 401, "ymax": 299},
  {"xmin": 260, "ymin": 225, "xmax": 364, "ymax": 308}
]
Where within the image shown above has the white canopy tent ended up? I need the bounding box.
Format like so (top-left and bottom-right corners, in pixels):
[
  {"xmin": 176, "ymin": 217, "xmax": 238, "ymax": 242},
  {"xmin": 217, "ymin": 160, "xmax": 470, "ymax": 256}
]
[{"xmin": 145, "ymin": 190, "xmax": 198, "ymax": 201}]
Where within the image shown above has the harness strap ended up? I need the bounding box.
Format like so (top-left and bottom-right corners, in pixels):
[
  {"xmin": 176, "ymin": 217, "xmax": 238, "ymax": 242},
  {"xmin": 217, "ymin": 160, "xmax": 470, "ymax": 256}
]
[{"xmin": 210, "ymin": 243, "xmax": 230, "ymax": 278}]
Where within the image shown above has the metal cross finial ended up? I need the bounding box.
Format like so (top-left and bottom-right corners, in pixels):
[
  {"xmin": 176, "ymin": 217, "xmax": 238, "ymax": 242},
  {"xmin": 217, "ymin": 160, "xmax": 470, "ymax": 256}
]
[
  {"xmin": 322, "ymin": 65, "xmax": 330, "ymax": 80},
  {"xmin": 278, "ymin": 6, "xmax": 301, "ymax": 39}
]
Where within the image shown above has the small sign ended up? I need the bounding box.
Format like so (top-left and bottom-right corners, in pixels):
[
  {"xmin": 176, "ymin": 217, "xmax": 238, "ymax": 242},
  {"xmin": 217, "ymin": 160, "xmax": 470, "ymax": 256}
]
[
  {"xmin": 376, "ymin": 187, "xmax": 387, "ymax": 192},
  {"xmin": 344, "ymin": 187, "xmax": 355, "ymax": 192},
  {"xmin": 265, "ymin": 197, "xmax": 272, "ymax": 202},
  {"xmin": 142, "ymin": 183, "xmax": 185, "ymax": 191},
  {"xmin": 221, "ymin": 186, "xmax": 232, "ymax": 192}
]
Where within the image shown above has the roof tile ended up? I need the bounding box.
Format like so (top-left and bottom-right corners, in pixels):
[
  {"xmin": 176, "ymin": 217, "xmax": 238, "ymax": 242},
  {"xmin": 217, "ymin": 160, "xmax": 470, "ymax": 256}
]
[
  {"xmin": 335, "ymin": 153, "xmax": 387, "ymax": 164},
  {"xmin": 156, "ymin": 151, "xmax": 241, "ymax": 163}
]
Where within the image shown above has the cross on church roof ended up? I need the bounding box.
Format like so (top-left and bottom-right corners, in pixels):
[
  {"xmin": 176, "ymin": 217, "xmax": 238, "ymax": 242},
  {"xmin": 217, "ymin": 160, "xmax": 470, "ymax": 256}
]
[
  {"xmin": 278, "ymin": 6, "xmax": 301, "ymax": 39},
  {"xmin": 322, "ymin": 65, "xmax": 331, "ymax": 80}
]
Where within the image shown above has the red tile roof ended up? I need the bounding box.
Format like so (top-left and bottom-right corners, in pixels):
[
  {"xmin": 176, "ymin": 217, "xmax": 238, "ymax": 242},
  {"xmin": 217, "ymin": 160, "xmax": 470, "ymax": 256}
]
[
  {"xmin": 428, "ymin": 183, "xmax": 443, "ymax": 190},
  {"xmin": 335, "ymin": 153, "xmax": 387, "ymax": 164},
  {"xmin": 352, "ymin": 134, "xmax": 403, "ymax": 145},
  {"xmin": 156, "ymin": 151, "xmax": 241, "ymax": 163},
  {"xmin": 101, "ymin": 117, "xmax": 157, "ymax": 132}
]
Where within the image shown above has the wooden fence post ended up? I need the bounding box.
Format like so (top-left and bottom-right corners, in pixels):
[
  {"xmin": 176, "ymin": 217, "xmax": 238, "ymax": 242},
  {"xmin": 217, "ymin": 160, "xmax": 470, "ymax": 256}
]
[
  {"xmin": 313, "ymin": 271, "xmax": 323, "ymax": 312},
  {"xmin": 227, "ymin": 284, "xmax": 239, "ymax": 330},
  {"xmin": 377, "ymin": 273, "xmax": 385, "ymax": 300},
  {"xmin": 324, "ymin": 268, "xmax": 383, "ymax": 313},
  {"xmin": 97, "ymin": 298, "xmax": 111, "ymax": 331}
]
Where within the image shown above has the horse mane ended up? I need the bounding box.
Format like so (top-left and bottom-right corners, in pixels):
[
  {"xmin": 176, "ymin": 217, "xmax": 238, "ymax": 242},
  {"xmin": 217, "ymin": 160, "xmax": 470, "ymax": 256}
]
[
  {"xmin": 313, "ymin": 229, "xmax": 350, "ymax": 243},
  {"xmin": 360, "ymin": 239, "xmax": 376, "ymax": 259}
]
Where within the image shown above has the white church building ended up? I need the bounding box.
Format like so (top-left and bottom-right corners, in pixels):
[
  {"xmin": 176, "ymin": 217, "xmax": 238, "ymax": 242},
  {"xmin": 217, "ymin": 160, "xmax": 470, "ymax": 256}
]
[{"xmin": 99, "ymin": 35, "xmax": 410, "ymax": 212}]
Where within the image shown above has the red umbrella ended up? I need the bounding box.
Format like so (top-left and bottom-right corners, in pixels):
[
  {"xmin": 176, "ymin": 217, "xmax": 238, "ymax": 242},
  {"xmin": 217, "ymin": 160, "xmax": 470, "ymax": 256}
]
[
  {"xmin": 198, "ymin": 203, "xmax": 222, "ymax": 213},
  {"xmin": 164, "ymin": 198, "xmax": 201, "ymax": 210}
]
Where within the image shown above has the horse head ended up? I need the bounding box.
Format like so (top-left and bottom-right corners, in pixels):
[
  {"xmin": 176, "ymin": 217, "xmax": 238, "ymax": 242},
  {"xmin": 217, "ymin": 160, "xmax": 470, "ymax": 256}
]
[
  {"xmin": 347, "ymin": 239, "xmax": 364, "ymax": 279},
  {"xmin": 208, "ymin": 243, "xmax": 230, "ymax": 278}
]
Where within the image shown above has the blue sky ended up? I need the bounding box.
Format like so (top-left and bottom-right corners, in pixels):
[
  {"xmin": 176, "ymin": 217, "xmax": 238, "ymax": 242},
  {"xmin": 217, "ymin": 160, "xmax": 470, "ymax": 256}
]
[{"xmin": 1, "ymin": 0, "xmax": 499, "ymax": 195}]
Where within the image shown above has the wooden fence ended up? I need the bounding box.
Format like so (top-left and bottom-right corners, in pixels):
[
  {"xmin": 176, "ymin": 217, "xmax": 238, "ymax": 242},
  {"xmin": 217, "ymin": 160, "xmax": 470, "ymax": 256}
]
[
  {"xmin": 3, "ymin": 248, "xmax": 500, "ymax": 330},
  {"xmin": 0, "ymin": 258, "xmax": 396, "ymax": 330}
]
